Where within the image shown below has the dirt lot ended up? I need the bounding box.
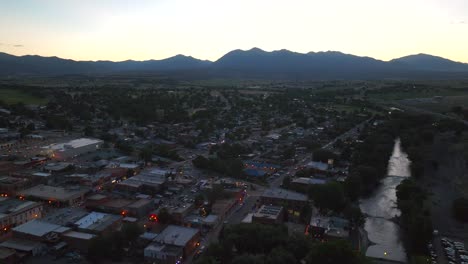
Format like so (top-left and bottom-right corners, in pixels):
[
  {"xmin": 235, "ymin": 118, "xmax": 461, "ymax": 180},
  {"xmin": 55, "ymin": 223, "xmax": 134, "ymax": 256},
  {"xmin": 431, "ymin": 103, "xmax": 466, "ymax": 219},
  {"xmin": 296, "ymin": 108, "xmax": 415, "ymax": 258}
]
[{"xmin": 425, "ymin": 134, "xmax": 468, "ymax": 242}]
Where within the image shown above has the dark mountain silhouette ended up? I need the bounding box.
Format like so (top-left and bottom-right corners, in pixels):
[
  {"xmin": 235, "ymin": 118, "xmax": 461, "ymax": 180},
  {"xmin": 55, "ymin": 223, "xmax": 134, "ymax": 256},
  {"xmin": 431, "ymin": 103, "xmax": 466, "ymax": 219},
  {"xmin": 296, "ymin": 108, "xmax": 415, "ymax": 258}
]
[
  {"xmin": 1, "ymin": 48, "xmax": 467, "ymax": 79},
  {"xmin": 389, "ymin": 53, "xmax": 468, "ymax": 72}
]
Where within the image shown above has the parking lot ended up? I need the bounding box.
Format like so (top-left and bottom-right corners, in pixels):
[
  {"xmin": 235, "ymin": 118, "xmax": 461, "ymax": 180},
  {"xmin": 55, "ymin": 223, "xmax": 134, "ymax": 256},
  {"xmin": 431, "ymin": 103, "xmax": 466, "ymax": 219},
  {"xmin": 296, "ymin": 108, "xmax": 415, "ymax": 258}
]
[{"xmin": 430, "ymin": 235, "xmax": 468, "ymax": 264}]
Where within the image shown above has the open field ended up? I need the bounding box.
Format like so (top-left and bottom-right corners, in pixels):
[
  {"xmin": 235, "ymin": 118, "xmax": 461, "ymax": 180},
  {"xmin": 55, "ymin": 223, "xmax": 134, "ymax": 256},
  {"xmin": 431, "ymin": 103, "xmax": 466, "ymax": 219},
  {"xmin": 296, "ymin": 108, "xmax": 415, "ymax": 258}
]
[
  {"xmin": 399, "ymin": 95, "xmax": 468, "ymax": 114},
  {"xmin": 0, "ymin": 88, "xmax": 48, "ymax": 105}
]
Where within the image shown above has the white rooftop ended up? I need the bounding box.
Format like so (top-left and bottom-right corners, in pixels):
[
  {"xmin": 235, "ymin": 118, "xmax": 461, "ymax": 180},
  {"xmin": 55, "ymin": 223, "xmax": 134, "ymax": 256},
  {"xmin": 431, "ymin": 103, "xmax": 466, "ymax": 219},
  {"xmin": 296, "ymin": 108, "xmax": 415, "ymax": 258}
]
[
  {"xmin": 13, "ymin": 220, "xmax": 63, "ymax": 237},
  {"xmin": 63, "ymin": 231, "xmax": 96, "ymax": 240},
  {"xmin": 154, "ymin": 225, "xmax": 198, "ymax": 247},
  {"xmin": 74, "ymin": 212, "xmax": 108, "ymax": 229},
  {"xmin": 42, "ymin": 138, "xmax": 103, "ymax": 151}
]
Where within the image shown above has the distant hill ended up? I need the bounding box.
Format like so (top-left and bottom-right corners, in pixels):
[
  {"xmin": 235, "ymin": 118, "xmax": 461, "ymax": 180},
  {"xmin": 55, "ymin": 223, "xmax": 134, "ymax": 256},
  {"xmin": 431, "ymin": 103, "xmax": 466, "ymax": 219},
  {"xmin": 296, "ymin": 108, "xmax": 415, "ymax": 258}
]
[
  {"xmin": 1, "ymin": 49, "xmax": 468, "ymax": 79},
  {"xmin": 389, "ymin": 53, "xmax": 468, "ymax": 72}
]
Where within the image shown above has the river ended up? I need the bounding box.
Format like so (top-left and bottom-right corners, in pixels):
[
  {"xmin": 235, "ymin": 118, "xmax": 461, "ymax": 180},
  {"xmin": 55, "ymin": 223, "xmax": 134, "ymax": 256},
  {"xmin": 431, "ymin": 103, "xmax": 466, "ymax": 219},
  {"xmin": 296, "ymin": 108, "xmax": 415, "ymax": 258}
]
[{"xmin": 360, "ymin": 138, "xmax": 410, "ymax": 263}]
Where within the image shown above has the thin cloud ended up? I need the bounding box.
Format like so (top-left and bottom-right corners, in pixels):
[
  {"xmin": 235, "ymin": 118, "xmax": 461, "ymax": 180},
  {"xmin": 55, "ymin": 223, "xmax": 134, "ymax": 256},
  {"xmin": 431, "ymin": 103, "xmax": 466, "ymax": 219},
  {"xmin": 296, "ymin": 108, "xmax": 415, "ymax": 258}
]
[{"xmin": 13, "ymin": 44, "xmax": 23, "ymax": 48}]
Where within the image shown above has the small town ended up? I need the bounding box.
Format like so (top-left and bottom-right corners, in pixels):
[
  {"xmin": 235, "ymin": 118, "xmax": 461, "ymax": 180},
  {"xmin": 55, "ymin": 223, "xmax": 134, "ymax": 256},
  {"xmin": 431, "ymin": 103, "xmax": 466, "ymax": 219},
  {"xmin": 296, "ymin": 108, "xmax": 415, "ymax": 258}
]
[
  {"xmin": 1, "ymin": 1, "xmax": 468, "ymax": 263},
  {"xmin": 0, "ymin": 81, "xmax": 466, "ymax": 264}
]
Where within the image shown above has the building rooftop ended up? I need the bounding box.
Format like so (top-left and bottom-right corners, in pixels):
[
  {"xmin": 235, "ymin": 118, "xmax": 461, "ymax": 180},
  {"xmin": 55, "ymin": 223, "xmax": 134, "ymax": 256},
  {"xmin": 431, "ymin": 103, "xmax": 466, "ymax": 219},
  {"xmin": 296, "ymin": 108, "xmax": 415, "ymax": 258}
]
[
  {"xmin": 253, "ymin": 205, "xmax": 283, "ymax": 220},
  {"xmin": 19, "ymin": 184, "xmax": 89, "ymax": 202},
  {"xmin": 74, "ymin": 211, "xmax": 121, "ymax": 232},
  {"xmin": 101, "ymin": 199, "xmax": 133, "ymax": 209},
  {"xmin": 0, "ymin": 238, "xmax": 44, "ymax": 252},
  {"xmin": 0, "ymin": 198, "xmax": 41, "ymax": 217},
  {"xmin": 145, "ymin": 243, "xmax": 183, "ymax": 256},
  {"xmin": 119, "ymin": 167, "xmax": 167, "ymax": 188},
  {"xmin": 13, "ymin": 220, "xmax": 65, "ymax": 237},
  {"xmin": 261, "ymin": 188, "xmax": 308, "ymax": 202},
  {"xmin": 154, "ymin": 225, "xmax": 198, "ymax": 247},
  {"xmin": 140, "ymin": 232, "xmax": 158, "ymax": 241},
  {"xmin": 42, "ymin": 138, "xmax": 103, "ymax": 151},
  {"xmin": 306, "ymin": 161, "xmax": 329, "ymax": 171},
  {"xmin": 0, "ymin": 247, "xmax": 15, "ymax": 259},
  {"xmin": 127, "ymin": 199, "xmax": 152, "ymax": 209},
  {"xmin": 292, "ymin": 177, "xmax": 327, "ymax": 185},
  {"xmin": 62, "ymin": 231, "xmax": 96, "ymax": 240},
  {"xmin": 42, "ymin": 208, "xmax": 88, "ymax": 226},
  {"xmin": 309, "ymin": 215, "xmax": 349, "ymax": 238}
]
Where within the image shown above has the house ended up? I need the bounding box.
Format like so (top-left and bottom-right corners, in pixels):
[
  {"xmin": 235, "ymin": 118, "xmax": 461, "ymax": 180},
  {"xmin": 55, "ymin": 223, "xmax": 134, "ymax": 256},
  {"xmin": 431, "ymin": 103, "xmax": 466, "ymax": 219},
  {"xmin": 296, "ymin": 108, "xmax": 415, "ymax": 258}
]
[{"xmin": 306, "ymin": 215, "xmax": 350, "ymax": 240}]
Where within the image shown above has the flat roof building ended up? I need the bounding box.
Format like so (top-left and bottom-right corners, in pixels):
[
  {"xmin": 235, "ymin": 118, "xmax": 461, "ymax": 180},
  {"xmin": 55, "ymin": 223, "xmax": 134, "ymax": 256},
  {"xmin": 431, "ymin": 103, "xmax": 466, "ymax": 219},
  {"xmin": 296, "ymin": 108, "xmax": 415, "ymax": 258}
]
[
  {"xmin": 145, "ymin": 225, "xmax": 200, "ymax": 264},
  {"xmin": 307, "ymin": 215, "xmax": 349, "ymax": 239},
  {"xmin": 0, "ymin": 238, "xmax": 46, "ymax": 256},
  {"xmin": 260, "ymin": 188, "xmax": 308, "ymax": 219},
  {"xmin": 74, "ymin": 211, "xmax": 121, "ymax": 234},
  {"xmin": 12, "ymin": 220, "xmax": 70, "ymax": 242},
  {"xmin": 0, "ymin": 197, "xmax": 43, "ymax": 230},
  {"xmin": 18, "ymin": 184, "xmax": 89, "ymax": 206},
  {"xmin": 41, "ymin": 138, "xmax": 103, "ymax": 160},
  {"xmin": 118, "ymin": 168, "xmax": 167, "ymax": 193},
  {"xmin": 252, "ymin": 205, "xmax": 285, "ymax": 224}
]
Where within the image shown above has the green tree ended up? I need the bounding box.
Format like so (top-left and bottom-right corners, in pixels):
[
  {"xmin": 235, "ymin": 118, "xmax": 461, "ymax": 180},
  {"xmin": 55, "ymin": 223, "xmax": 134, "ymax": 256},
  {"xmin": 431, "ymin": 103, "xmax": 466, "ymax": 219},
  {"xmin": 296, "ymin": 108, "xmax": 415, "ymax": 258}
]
[
  {"xmin": 139, "ymin": 146, "xmax": 153, "ymax": 163},
  {"xmin": 265, "ymin": 247, "xmax": 296, "ymax": 264},
  {"xmin": 121, "ymin": 222, "xmax": 143, "ymax": 241},
  {"xmin": 231, "ymin": 254, "xmax": 263, "ymax": 264},
  {"xmin": 306, "ymin": 240, "xmax": 368, "ymax": 264}
]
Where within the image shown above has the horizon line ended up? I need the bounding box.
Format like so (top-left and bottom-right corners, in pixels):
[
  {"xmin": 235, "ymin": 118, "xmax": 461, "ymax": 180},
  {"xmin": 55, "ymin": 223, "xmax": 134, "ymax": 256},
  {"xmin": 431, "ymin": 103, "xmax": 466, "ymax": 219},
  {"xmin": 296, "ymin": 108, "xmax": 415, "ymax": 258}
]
[{"xmin": 0, "ymin": 48, "xmax": 466, "ymax": 64}]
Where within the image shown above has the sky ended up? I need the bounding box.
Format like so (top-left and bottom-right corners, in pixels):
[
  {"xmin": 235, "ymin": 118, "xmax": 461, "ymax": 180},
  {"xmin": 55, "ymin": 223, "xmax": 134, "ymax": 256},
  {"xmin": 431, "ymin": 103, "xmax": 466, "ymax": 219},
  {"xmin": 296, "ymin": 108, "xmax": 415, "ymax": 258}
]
[{"xmin": 1, "ymin": 0, "xmax": 468, "ymax": 62}]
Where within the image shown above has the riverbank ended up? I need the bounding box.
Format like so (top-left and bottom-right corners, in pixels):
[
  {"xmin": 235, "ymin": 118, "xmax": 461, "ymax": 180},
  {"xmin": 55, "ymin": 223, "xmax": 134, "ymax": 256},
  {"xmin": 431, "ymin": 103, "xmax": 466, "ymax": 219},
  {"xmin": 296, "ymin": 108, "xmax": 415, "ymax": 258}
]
[{"xmin": 359, "ymin": 139, "xmax": 409, "ymax": 263}]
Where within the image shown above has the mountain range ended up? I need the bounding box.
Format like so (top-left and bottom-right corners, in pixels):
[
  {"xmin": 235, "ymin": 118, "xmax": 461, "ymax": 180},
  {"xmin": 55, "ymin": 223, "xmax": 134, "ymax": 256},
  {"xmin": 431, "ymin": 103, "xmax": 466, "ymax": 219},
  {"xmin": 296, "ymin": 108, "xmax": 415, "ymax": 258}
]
[{"xmin": 1, "ymin": 48, "xmax": 468, "ymax": 80}]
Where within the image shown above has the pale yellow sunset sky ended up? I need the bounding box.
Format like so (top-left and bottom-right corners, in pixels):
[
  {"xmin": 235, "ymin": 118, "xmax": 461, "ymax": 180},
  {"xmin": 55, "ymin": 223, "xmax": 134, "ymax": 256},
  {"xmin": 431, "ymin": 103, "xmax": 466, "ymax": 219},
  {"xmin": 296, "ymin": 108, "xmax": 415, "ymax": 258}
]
[{"xmin": 0, "ymin": 0, "xmax": 467, "ymax": 62}]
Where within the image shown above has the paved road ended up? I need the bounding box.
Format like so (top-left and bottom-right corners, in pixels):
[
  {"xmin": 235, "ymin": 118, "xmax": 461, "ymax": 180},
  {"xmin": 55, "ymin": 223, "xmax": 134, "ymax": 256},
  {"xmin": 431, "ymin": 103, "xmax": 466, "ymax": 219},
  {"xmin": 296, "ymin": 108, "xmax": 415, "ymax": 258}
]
[{"xmin": 322, "ymin": 118, "xmax": 371, "ymax": 150}]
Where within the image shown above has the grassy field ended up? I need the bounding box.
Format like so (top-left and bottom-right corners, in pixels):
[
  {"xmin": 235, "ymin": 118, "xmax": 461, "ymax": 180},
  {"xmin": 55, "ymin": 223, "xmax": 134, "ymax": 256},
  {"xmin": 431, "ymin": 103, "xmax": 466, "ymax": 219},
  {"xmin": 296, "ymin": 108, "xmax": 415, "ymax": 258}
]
[
  {"xmin": 399, "ymin": 95, "xmax": 468, "ymax": 113},
  {"xmin": 0, "ymin": 89, "xmax": 48, "ymax": 105}
]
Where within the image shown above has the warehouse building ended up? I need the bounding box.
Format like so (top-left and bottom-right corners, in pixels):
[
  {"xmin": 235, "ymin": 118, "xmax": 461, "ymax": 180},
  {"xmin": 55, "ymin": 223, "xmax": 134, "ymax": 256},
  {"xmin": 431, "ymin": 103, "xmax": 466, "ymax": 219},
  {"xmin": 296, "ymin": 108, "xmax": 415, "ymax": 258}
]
[{"xmin": 41, "ymin": 138, "xmax": 103, "ymax": 160}]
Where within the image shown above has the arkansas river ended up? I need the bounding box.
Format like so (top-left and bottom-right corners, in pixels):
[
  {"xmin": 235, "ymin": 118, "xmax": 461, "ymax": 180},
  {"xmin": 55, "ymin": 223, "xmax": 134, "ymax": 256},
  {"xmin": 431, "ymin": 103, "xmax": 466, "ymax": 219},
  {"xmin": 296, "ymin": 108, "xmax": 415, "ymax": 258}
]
[{"xmin": 360, "ymin": 138, "xmax": 410, "ymax": 263}]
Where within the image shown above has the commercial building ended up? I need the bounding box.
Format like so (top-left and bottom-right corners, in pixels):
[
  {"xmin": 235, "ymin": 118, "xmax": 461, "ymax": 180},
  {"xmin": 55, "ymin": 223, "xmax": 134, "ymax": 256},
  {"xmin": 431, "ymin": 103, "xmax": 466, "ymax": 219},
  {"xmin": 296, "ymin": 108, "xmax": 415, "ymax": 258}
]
[
  {"xmin": 211, "ymin": 199, "xmax": 238, "ymax": 219},
  {"xmin": 0, "ymin": 238, "xmax": 46, "ymax": 257},
  {"xmin": 41, "ymin": 208, "xmax": 88, "ymax": 226},
  {"xmin": 0, "ymin": 176, "xmax": 31, "ymax": 196},
  {"xmin": 41, "ymin": 138, "xmax": 103, "ymax": 160},
  {"xmin": 260, "ymin": 188, "xmax": 308, "ymax": 210},
  {"xmin": 18, "ymin": 184, "xmax": 89, "ymax": 206},
  {"xmin": 0, "ymin": 197, "xmax": 43, "ymax": 230},
  {"xmin": 12, "ymin": 220, "xmax": 70, "ymax": 242},
  {"xmin": 74, "ymin": 211, "xmax": 121, "ymax": 235},
  {"xmin": 144, "ymin": 225, "xmax": 200, "ymax": 264},
  {"xmin": 260, "ymin": 188, "xmax": 308, "ymax": 219},
  {"xmin": 118, "ymin": 168, "xmax": 168, "ymax": 193},
  {"xmin": 252, "ymin": 205, "xmax": 285, "ymax": 225},
  {"xmin": 61, "ymin": 231, "xmax": 96, "ymax": 253}
]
